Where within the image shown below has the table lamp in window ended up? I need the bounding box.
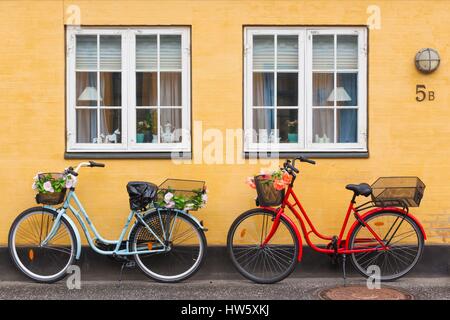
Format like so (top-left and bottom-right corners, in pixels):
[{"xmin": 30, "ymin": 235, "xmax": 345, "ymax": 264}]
[{"xmin": 78, "ymin": 87, "xmax": 102, "ymax": 102}]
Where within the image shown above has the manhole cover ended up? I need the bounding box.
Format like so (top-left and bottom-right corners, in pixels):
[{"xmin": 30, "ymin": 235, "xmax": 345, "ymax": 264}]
[{"xmin": 318, "ymin": 285, "xmax": 413, "ymax": 300}]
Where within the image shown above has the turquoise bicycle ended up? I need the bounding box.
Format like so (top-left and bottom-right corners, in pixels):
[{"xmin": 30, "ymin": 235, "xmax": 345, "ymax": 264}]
[{"xmin": 8, "ymin": 161, "xmax": 208, "ymax": 283}]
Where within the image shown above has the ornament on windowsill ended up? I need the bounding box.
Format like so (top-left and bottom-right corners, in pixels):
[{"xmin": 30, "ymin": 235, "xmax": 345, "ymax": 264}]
[
  {"xmin": 105, "ymin": 129, "xmax": 120, "ymax": 143},
  {"xmin": 314, "ymin": 133, "xmax": 330, "ymax": 143},
  {"xmin": 161, "ymin": 122, "xmax": 175, "ymax": 143}
]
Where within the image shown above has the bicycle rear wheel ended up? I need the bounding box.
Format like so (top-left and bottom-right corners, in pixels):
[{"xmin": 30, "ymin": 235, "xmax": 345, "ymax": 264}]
[
  {"xmin": 227, "ymin": 208, "xmax": 299, "ymax": 284},
  {"xmin": 129, "ymin": 209, "xmax": 207, "ymax": 283},
  {"xmin": 348, "ymin": 211, "xmax": 424, "ymax": 281},
  {"xmin": 8, "ymin": 207, "xmax": 77, "ymax": 283}
]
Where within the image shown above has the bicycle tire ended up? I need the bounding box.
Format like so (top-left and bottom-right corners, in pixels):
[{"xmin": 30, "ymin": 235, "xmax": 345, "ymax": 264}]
[
  {"xmin": 348, "ymin": 210, "xmax": 424, "ymax": 281},
  {"xmin": 227, "ymin": 208, "xmax": 299, "ymax": 284},
  {"xmin": 8, "ymin": 207, "xmax": 78, "ymax": 283},
  {"xmin": 129, "ymin": 209, "xmax": 207, "ymax": 283}
]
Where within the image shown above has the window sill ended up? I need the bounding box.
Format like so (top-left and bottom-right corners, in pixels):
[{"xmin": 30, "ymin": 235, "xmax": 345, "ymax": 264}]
[
  {"xmin": 64, "ymin": 152, "xmax": 192, "ymax": 160},
  {"xmin": 244, "ymin": 151, "xmax": 369, "ymax": 159}
]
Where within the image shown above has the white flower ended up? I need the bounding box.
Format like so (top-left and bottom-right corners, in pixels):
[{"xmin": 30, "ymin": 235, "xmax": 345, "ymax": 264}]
[
  {"xmin": 165, "ymin": 201, "xmax": 175, "ymax": 208},
  {"xmin": 43, "ymin": 181, "xmax": 54, "ymax": 193},
  {"xmin": 65, "ymin": 174, "xmax": 77, "ymax": 188},
  {"xmin": 32, "ymin": 182, "xmax": 37, "ymax": 190},
  {"xmin": 202, "ymin": 193, "xmax": 208, "ymax": 203},
  {"xmin": 164, "ymin": 192, "xmax": 174, "ymax": 204}
]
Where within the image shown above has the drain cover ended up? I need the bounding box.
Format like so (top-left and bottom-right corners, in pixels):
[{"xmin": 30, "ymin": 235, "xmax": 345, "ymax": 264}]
[{"xmin": 319, "ymin": 285, "xmax": 413, "ymax": 300}]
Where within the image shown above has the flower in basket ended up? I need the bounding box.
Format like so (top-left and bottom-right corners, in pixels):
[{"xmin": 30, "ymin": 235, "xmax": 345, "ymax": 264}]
[
  {"xmin": 245, "ymin": 168, "xmax": 291, "ymax": 191},
  {"xmin": 156, "ymin": 186, "xmax": 208, "ymax": 211},
  {"xmin": 32, "ymin": 171, "xmax": 77, "ymax": 194}
]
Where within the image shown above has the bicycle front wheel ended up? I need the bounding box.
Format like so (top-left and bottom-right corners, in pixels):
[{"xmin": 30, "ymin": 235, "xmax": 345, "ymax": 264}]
[
  {"xmin": 8, "ymin": 207, "xmax": 77, "ymax": 283},
  {"xmin": 227, "ymin": 208, "xmax": 299, "ymax": 284},
  {"xmin": 348, "ymin": 211, "xmax": 424, "ymax": 281},
  {"xmin": 130, "ymin": 209, "xmax": 207, "ymax": 283}
]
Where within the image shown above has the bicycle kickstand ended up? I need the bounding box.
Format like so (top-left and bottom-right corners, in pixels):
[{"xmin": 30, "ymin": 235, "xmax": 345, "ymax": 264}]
[{"xmin": 342, "ymin": 254, "xmax": 347, "ymax": 287}]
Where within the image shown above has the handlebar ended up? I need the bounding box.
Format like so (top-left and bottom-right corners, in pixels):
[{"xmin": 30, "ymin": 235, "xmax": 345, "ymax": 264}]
[
  {"xmin": 66, "ymin": 161, "xmax": 106, "ymax": 175},
  {"xmin": 283, "ymin": 156, "xmax": 316, "ymax": 176}
]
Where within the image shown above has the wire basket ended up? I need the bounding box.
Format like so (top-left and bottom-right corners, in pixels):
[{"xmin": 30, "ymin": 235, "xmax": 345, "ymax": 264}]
[
  {"xmin": 254, "ymin": 175, "xmax": 285, "ymax": 207},
  {"xmin": 157, "ymin": 179, "xmax": 206, "ymax": 211},
  {"xmin": 371, "ymin": 177, "xmax": 425, "ymax": 207},
  {"xmin": 35, "ymin": 173, "xmax": 67, "ymax": 205}
]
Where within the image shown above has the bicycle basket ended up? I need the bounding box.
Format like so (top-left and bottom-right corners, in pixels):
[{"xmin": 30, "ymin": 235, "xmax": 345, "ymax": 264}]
[
  {"xmin": 35, "ymin": 173, "xmax": 67, "ymax": 205},
  {"xmin": 254, "ymin": 175, "xmax": 285, "ymax": 207},
  {"xmin": 157, "ymin": 179, "xmax": 206, "ymax": 211},
  {"xmin": 371, "ymin": 177, "xmax": 425, "ymax": 207},
  {"xmin": 127, "ymin": 181, "xmax": 158, "ymax": 211}
]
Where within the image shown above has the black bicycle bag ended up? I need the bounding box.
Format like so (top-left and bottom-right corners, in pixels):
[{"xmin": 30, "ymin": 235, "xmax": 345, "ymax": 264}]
[{"xmin": 126, "ymin": 181, "xmax": 158, "ymax": 211}]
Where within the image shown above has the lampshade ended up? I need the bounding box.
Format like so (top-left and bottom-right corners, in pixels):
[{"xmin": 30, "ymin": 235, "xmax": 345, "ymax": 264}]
[
  {"xmin": 78, "ymin": 87, "xmax": 102, "ymax": 101},
  {"xmin": 415, "ymin": 48, "xmax": 440, "ymax": 74},
  {"xmin": 327, "ymin": 87, "xmax": 351, "ymax": 102}
]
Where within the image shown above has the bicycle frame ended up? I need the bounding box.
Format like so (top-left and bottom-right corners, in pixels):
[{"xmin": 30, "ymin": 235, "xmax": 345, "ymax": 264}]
[
  {"xmin": 41, "ymin": 189, "xmax": 169, "ymax": 256},
  {"xmin": 260, "ymin": 184, "xmax": 413, "ymax": 261}
]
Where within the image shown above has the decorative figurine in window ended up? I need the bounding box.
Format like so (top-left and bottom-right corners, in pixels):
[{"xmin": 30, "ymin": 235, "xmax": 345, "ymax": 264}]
[{"xmin": 161, "ymin": 121, "xmax": 174, "ymax": 143}]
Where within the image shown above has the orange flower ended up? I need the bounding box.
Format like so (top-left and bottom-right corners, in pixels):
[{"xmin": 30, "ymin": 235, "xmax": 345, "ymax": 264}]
[
  {"xmin": 273, "ymin": 179, "xmax": 285, "ymax": 191},
  {"xmin": 246, "ymin": 177, "xmax": 256, "ymax": 189},
  {"xmin": 282, "ymin": 171, "xmax": 292, "ymax": 184}
]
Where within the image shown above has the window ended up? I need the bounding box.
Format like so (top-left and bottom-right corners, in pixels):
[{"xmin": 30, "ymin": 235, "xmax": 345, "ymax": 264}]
[
  {"xmin": 244, "ymin": 27, "xmax": 367, "ymax": 154},
  {"xmin": 66, "ymin": 27, "xmax": 190, "ymax": 153}
]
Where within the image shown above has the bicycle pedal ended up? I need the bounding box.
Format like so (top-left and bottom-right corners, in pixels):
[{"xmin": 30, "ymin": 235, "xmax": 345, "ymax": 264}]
[{"xmin": 125, "ymin": 261, "xmax": 136, "ymax": 268}]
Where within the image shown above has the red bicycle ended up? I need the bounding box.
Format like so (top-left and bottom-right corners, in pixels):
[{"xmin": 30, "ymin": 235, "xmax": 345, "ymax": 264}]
[{"xmin": 227, "ymin": 157, "xmax": 426, "ymax": 284}]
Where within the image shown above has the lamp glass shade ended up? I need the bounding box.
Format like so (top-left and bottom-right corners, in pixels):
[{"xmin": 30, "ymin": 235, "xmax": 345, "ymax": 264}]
[
  {"xmin": 327, "ymin": 87, "xmax": 351, "ymax": 102},
  {"xmin": 78, "ymin": 87, "xmax": 102, "ymax": 101}
]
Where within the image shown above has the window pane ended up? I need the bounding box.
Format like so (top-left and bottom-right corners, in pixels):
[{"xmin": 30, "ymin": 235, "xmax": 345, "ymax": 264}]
[
  {"xmin": 312, "ymin": 35, "xmax": 334, "ymax": 70},
  {"xmin": 277, "ymin": 109, "xmax": 298, "ymax": 143},
  {"xmin": 337, "ymin": 35, "xmax": 358, "ymax": 70},
  {"xmin": 253, "ymin": 72, "xmax": 274, "ymax": 106},
  {"xmin": 337, "ymin": 109, "xmax": 357, "ymax": 143},
  {"xmin": 76, "ymin": 72, "xmax": 97, "ymax": 107},
  {"xmin": 136, "ymin": 72, "xmax": 157, "ymax": 106},
  {"xmin": 136, "ymin": 109, "xmax": 157, "ymax": 143},
  {"xmin": 313, "ymin": 73, "xmax": 334, "ymax": 106},
  {"xmin": 160, "ymin": 109, "xmax": 182, "ymax": 143},
  {"xmin": 100, "ymin": 35, "xmax": 121, "ymax": 70},
  {"xmin": 253, "ymin": 35, "xmax": 274, "ymax": 70},
  {"xmin": 136, "ymin": 35, "xmax": 157, "ymax": 70},
  {"xmin": 277, "ymin": 35, "xmax": 298, "ymax": 70},
  {"xmin": 100, "ymin": 72, "xmax": 121, "ymax": 106},
  {"xmin": 99, "ymin": 109, "xmax": 121, "ymax": 143},
  {"xmin": 277, "ymin": 73, "xmax": 298, "ymax": 106},
  {"xmin": 313, "ymin": 109, "xmax": 334, "ymax": 143},
  {"xmin": 252, "ymin": 109, "xmax": 275, "ymax": 143},
  {"xmin": 76, "ymin": 109, "xmax": 97, "ymax": 143},
  {"xmin": 160, "ymin": 72, "xmax": 182, "ymax": 106},
  {"xmin": 160, "ymin": 35, "xmax": 181, "ymax": 70},
  {"xmin": 76, "ymin": 35, "xmax": 97, "ymax": 70},
  {"xmin": 336, "ymin": 73, "xmax": 357, "ymax": 106}
]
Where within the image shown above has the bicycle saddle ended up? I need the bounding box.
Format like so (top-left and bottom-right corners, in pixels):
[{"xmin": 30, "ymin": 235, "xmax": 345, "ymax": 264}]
[{"xmin": 345, "ymin": 183, "xmax": 372, "ymax": 197}]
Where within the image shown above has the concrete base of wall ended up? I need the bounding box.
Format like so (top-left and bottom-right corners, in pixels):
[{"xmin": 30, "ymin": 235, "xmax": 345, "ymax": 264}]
[{"xmin": 0, "ymin": 245, "xmax": 448, "ymax": 282}]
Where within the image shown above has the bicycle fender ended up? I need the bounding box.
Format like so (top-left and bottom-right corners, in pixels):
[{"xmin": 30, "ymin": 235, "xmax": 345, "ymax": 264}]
[
  {"xmin": 62, "ymin": 213, "xmax": 82, "ymax": 260},
  {"xmin": 345, "ymin": 207, "xmax": 427, "ymax": 250}
]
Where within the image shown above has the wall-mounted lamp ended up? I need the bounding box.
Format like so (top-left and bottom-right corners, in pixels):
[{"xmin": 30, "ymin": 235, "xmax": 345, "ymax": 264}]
[{"xmin": 415, "ymin": 48, "xmax": 440, "ymax": 74}]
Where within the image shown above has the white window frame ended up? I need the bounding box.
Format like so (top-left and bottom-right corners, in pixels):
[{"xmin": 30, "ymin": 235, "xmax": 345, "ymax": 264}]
[
  {"xmin": 244, "ymin": 27, "xmax": 367, "ymax": 153},
  {"xmin": 66, "ymin": 26, "xmax": 191, "ymax": 153}
]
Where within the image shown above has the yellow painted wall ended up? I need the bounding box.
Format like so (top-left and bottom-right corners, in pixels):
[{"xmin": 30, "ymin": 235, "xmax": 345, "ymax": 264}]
[{"xmin": 0, "ymin": 0, "xmax": 449, "ymax": 245}]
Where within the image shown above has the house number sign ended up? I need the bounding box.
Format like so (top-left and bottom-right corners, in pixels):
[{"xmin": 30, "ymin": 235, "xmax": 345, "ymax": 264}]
[{"xmin": 416, "ymin": 84, "xmax": 435, "ymax": 102}]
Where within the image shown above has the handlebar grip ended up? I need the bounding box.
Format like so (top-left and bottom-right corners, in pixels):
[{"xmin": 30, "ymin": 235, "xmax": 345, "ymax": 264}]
[
  {"xmin": 66, "ymin": 167, "xmax": 78, "ymax": 176},
  {"xmin": 89, "ymin": 161, "xmax": 105, "ymax": 168},
  {"xmin": 297, "ymin": 157, "xmax": 316, "ymax": 165},
  {"xmin": 287, "ymin": 163, "xmax": 299, "ymax": 174}
]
